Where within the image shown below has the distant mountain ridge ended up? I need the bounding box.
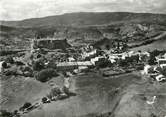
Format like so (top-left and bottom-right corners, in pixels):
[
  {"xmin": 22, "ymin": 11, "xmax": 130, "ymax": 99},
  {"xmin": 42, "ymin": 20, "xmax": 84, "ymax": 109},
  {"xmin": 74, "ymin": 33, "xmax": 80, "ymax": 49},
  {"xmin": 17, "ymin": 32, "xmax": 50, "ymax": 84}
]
[
  {"xmin": 1, "ymin": 12, "xmax": 166, "ymax": 50},
  {"xmin": 1, "ymin": 12, "xmax": 166, "ymax": 28}
]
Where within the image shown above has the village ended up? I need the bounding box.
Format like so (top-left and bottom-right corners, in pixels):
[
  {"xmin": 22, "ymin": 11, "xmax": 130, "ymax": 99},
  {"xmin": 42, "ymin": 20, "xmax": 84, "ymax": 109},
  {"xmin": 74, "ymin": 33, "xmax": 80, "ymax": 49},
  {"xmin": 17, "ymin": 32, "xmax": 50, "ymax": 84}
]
[{"xmin": 0, "ymin": 36, "xmax": 166, "ymax": 117}]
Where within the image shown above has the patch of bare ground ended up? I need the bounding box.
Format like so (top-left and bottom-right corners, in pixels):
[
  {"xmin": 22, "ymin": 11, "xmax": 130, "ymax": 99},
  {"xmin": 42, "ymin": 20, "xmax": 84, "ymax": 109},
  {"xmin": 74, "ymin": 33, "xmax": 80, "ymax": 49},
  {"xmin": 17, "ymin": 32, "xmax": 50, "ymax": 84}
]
[{"xmin": 113, "ymin": 80, "xmax": 166, "ymax": 117}]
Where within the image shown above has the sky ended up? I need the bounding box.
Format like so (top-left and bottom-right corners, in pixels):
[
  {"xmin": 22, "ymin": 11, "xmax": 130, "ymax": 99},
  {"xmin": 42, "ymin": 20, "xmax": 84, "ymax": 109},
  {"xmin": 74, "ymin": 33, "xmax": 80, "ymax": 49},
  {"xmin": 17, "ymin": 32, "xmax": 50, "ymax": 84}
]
[{"xmin": 0, "ymin": 0, "xmax": 166, "ymax": 21}]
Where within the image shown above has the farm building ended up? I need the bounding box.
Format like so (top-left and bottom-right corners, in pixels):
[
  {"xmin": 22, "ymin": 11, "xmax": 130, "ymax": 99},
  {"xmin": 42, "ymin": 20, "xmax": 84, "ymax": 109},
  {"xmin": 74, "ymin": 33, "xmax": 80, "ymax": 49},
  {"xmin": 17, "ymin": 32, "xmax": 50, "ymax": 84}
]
[
  {"xmin": 56, "ymin": 61, "xmax": 93, "ymax": 71},
  {"xmin": 57, "ymin": 62, "xmax": 78, "ymax": 71},
  {"xmin": 81, "ymin": 49, "xmax": 97, "ymax": 59},
  {"xmin": 156, "ymin": 58, "xmax": 166, "ymax": 65},
  {"xmin": 143, "ymin": 65, "xmax": 152, "ymax": 74}
]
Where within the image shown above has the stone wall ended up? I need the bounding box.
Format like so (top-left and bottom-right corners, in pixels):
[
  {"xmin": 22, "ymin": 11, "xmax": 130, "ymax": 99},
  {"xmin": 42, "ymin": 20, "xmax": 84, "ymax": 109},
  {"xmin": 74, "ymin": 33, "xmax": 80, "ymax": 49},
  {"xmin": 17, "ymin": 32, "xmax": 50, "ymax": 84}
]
[{"xmin": 33, "ymin": 39, "xmax": 71, "ymax": 50}]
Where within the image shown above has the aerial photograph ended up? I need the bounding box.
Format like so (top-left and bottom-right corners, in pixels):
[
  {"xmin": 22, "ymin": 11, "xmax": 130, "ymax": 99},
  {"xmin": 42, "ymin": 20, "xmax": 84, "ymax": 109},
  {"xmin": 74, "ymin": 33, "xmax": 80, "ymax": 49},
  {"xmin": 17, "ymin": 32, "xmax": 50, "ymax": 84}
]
[{"xmin": 0, "ymin": 0, "xmax": 166, "ymax": 117}]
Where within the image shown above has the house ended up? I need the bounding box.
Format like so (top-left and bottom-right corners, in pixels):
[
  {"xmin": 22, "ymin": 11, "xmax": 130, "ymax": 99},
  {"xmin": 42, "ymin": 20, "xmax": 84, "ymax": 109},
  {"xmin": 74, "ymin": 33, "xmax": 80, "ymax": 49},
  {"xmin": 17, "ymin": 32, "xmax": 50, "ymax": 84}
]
[
  {"xmin": 81, "ymin": 49, "xmax": 97, "ymax": 59},
  {"xmin": 143, "ymin": 65, "xmax": 152, "ymax": 74},
  {"xmin": 155, "ymin": 74, "xmax": 166, "ymax": 82},
  {"xmin": 90, "ymin": 56, "xmax": 105, "ymax": 65},
  {"xmin": 67, "ymin": 57, "xmax": 75, "ymax": 62},
  {"xmin": 77, "ymin": 61, "xmax": 93, "ymax": 66},
  {"xmin": 56, "ymin": 61, "xmax": 93, "ymax": 71},
  {"xmin": 108, "ymin": 52, "xmax": 128, "ymax": 62},
  {"xmin": 156, "ymin": 58, "xmax": 166, "ymax": 65}
]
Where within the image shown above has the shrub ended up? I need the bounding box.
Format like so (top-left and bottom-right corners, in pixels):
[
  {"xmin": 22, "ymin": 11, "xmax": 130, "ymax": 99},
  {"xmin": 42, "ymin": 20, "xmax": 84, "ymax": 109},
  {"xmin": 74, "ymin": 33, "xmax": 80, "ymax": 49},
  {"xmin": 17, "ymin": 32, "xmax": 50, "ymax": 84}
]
[
  {"xmin": 47, "ymin": 87, "xmax": 61, "ymax": 100},
  {"xmin": 0, "ymin": 110, "xmax": 13, "ymax": 117},
  {"xmin": 21, "ymin": 66, "xmax": 33, "ymax": 77},
  {"xmin": 5, "ymin": 56, "xmax": 14, "ymax": 64},
  {"xmin": 22, "ymin": 102, "xmax": 32, "ymax": 108},
  {"xmin": 15, "ymin": 61, "xmax": 25, "ymax": 66},
  {"xmin": 96, "ymin": 59, "xmax": 111, "ymax": 68},
  {"xmin": 58, "ymin": 93, "xmax": 68, "ymax": 100},
  {"xmin": 0, "ymin": 50, "xmax": 17, "ymax": 56},
  {"xmin": 46, "ymin": 61, "xmax": 57, "ymax": 69},
  {"xmin": 32, "ymin": 60, "xmax": 45, "ymax": 71},
  {"xmin": 19, "ymin": 102, "xmax": 32, "ymax": 111},
  {"xmin": 46, "ymin": 93, "xmax": 53, "ymax": 100},
  {"xmin": 2, "ymin": 62, "xmax": 7, "ymax": 68},
  {"xmin": 51, "ymin": 87, "xmax": 61, "ymax": 95},
  {"xmin": 148, "ymin": 56, "xmax": 157, "ymax": 65},
  {"xmin": 3, "ymin": 70, "xmax": 18, "ymax": 76},
  {"xmin": 35, "ymin": 68, "xmax": 58, "ymax": 82},
  {"xmin": 62, "ymin": 86, "xmax": 70, "ymax": 95},
  {"xmin": 42, "ymin": 97, "xmax": 49, "ymax": 103}
]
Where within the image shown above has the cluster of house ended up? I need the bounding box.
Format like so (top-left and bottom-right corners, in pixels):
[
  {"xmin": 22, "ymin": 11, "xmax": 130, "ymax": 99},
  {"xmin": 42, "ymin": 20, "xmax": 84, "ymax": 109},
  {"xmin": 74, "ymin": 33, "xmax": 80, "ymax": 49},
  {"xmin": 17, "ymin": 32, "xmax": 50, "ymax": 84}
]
[
  {"xmin": 1, "ymin": 37, "xmax": 166, "ymax": 81},
  {"xmin": 143, "ymin": 53, "xmax": 166, "ymax": 82},
  {"xmin": 54, "ymin": 48, "xmax": 151, "ymax": 73}
]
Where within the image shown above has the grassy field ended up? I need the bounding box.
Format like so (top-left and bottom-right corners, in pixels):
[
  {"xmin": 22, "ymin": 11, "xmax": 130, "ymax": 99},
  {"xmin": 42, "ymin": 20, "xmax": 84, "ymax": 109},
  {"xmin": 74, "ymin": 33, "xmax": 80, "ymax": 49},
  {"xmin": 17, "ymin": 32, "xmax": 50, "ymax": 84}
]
[
  {"xmin": 1, "ymin": 71, "xmax": 166, "ymax": 117},
  {"xmin": 0, "ymin": 75, "xmax": 64, "ymax": 112},
  {"xmin": 22, "ymin": 71, "xmax": 151, "ymax": 117},
  {"xmin": 131, "ymin": 38, "xmax": 166, "ymax": 51}
]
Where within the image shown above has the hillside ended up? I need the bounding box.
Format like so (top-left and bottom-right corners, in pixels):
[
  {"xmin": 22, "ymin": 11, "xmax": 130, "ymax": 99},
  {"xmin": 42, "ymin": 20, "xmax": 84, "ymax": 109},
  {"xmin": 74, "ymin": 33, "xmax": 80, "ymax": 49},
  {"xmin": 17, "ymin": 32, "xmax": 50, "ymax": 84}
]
[
  {"xmin": 1, "ymin": 12, "xmax": 166, "ymax": 28},
  {"xmin": 1, "ymin": 12, "xmax": 166, "ymax": 50}
]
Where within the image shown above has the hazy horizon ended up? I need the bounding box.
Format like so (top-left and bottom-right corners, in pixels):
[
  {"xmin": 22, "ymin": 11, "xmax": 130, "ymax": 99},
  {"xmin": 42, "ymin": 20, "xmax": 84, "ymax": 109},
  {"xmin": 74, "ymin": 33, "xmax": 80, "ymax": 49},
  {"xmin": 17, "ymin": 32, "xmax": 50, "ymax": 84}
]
[
  {"xmin": 1, "ymin": 11, "xmax": 166, "ymax": 22},
  {"xmin": 1, "ymin": 0, "xmax": 166, "ymax": 21}
]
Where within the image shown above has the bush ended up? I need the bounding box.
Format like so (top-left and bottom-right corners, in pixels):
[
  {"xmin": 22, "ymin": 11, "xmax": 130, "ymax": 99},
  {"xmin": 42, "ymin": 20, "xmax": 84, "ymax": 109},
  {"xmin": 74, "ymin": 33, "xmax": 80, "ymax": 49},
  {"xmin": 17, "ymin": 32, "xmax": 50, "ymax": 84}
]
[
  {"xmin": 46, "ymin": 61, "xmax": 57, "ymax": 69},
  {"xmin": 96, "ymin": 59, "xmax": 111, "ymax": 68},
  {"xmin": 42, "ymin": 97, "xmax": 50, "ymax": 103},
  {"xmin": 0, "ymin": 110, "xmax": 13, "ymax": 117},
  {"xmin": 62, "ymin": 86, "xmax": 70, "ymax": 95},
  {"xmin": 148, "ymin": 56, "xmax": 157, "ymax": 65},
  {"xmin": 51, "ymin": 87, "xmax": 61, "ymax": 95},
  {"xmin": 35, "ymin": 68, "xmax": 58, "ymax": 82},
  {"xmin": 21, "ymin": 66, "xmax": 33, "ymax": 77},
  {"xmin": 2, "ymin": 62, "xmax": 7, "ymax": 68},
  {"xmin": 47, "ymin": 87, "xmax": 62, "ymax": 100},
  {"xmin": 0, "ymin": 50, "xmax": 17, "ymax": 56},
  {"xmin": 19, "ymin": 102, "xmax": 32, "ymax": 111},
  {"xmin": 32, "ymin": 60, "xmax": 45, "ymax": 71},
  {"xmin": 3, "ymin": 70, "xmax": 18, "ymax": 76},
  {"xmin": 5, "ymin": 56, "xmax": 14, "ymax": 64},
  {"xmin": 15, "ymin": 61, "xmax": 25, "ymax": 66},
  {"xmin": 22, "ymin": 102, "xmax": 32, "ymax": 108}
]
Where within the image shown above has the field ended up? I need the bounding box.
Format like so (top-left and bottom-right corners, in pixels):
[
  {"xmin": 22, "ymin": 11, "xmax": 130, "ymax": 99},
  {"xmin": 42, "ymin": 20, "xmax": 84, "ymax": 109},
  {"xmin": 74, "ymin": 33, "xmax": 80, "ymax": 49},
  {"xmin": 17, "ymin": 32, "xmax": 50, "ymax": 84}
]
[
  {"xmin": 1, "ymin": 70, "xmax": 164, "ymax": 117},
  {"xmin": 131, "ymin": 38, "xmax": 166, "ymax": 51},
  {"xmin": 0, "ymin": 75, "xmax": 64, "ymax": 112}
]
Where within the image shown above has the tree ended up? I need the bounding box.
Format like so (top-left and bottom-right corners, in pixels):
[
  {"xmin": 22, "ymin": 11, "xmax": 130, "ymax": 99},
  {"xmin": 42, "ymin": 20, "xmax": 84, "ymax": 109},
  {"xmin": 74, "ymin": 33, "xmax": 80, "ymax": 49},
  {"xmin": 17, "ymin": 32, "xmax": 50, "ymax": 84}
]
[
  {"xmin": 117, "ymin": 59, "xmax": 128, "ymax": 67},
  {"xmin": 35, "ymin": 68, "xmax": 58, "ymax": 82},
  {"xmin": 42, "ymin": 97, "xmax": 49, "ymax": 103},
  {"xmin": 105, "ymin": 44, "xmax": 110, "ymax": 50},
  {"xmin": 32, "ymin": 60, "xmax": 45, "ymax": 71},
  {"xmin": 0, "ymin": 110, "xmax": 13, "ymax": 117},
  {"xmin": 5, "ymin": 56, "xmax": 14, "ymax": 64},
  {"xmin": 19, "ymin": 102, "xmax": 32, "ymax": 111}
]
